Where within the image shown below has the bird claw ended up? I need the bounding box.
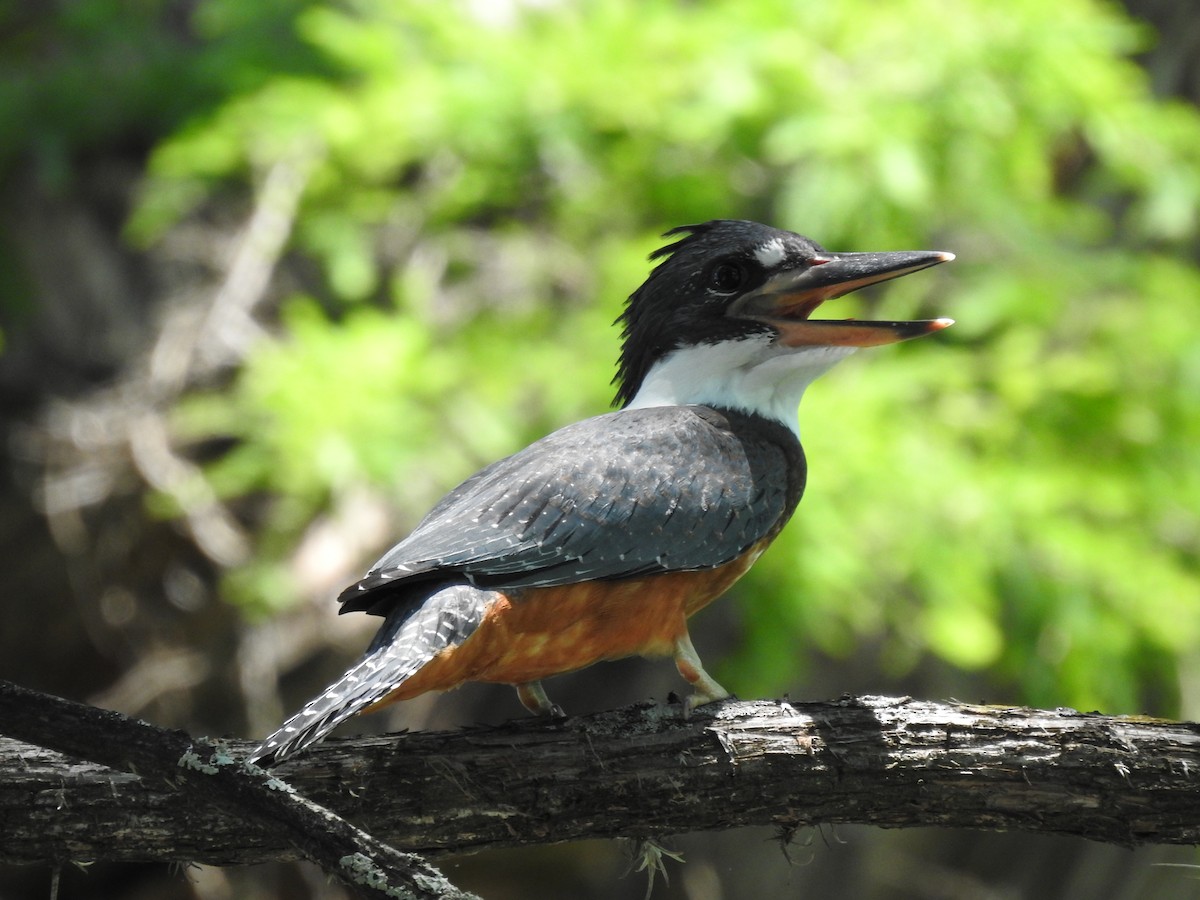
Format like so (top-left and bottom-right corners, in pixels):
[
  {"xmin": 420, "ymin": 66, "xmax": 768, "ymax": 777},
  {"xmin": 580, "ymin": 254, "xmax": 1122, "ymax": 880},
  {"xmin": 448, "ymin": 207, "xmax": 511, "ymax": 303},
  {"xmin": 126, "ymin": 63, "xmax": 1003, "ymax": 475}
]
[
  {"xmin": 681, "ymin": 690, "xmax": 733, "ymax": 719},
  {"xmin": 515, "ymin": 681, "xmax": 565, "ymax": 718}
]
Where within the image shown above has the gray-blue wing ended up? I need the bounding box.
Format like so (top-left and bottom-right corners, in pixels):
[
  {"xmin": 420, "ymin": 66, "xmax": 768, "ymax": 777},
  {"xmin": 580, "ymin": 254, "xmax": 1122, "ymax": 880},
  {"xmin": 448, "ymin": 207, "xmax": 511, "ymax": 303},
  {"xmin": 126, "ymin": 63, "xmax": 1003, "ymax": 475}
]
[{"xmin": 339, "ymin": 405, "xmax": 804, "ymax": 614}]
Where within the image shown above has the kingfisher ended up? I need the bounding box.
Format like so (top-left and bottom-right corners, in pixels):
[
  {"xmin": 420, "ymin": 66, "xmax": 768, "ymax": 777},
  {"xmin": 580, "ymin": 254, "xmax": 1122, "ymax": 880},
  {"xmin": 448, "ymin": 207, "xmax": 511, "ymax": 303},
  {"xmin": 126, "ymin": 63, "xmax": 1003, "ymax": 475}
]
[{"xmin": 251, "ymin": 220, "xmax": 953, "ymax": 766}]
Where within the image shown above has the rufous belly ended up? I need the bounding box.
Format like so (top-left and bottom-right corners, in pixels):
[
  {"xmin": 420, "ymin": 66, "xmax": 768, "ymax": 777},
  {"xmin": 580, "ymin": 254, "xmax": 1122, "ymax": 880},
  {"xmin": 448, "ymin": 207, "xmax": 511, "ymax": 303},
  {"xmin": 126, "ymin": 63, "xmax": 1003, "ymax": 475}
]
[{"xmin": 372, "ymin": 544, "xmax": 764, "ymax": 706}]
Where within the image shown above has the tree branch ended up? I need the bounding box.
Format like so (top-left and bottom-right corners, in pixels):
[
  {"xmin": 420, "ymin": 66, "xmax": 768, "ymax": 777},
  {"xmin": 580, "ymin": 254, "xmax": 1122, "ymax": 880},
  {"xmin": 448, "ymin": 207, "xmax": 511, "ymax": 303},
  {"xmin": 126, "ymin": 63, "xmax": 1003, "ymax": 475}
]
[
  {"xmin": 3, "ymin": 683, "xmax": 1198, "ymax": 873},
  {"xmin": 0, "ymin": 681, "xmax": 476, "ymax": 900}
]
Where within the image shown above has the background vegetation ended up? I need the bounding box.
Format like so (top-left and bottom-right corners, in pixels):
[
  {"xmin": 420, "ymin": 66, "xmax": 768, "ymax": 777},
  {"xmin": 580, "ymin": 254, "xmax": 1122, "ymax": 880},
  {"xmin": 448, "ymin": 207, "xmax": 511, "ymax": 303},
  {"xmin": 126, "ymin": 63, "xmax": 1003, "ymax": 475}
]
[{"xmin": 2, "ymin": 0, "xmax": 1198, "ymax": 897}]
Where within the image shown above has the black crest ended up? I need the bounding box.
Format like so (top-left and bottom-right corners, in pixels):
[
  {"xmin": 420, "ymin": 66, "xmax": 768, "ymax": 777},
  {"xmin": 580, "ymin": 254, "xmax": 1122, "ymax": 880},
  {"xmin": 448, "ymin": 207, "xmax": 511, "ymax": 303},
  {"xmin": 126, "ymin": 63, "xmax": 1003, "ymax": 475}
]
[{"xmin": 612, "ymin": 220, "xmax": 823, "ymax": 406}]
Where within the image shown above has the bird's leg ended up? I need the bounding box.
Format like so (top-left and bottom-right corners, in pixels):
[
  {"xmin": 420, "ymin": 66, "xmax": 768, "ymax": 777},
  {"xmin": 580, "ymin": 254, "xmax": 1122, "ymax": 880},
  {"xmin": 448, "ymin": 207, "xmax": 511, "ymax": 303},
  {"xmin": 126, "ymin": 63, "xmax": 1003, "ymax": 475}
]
[
  {"xmin": 673, "ymin": 631, "xmax": 730, "ymax": 715},
  {"xmin": 515, "ymin": 680, "xmax": 566, "ymax": 718}
]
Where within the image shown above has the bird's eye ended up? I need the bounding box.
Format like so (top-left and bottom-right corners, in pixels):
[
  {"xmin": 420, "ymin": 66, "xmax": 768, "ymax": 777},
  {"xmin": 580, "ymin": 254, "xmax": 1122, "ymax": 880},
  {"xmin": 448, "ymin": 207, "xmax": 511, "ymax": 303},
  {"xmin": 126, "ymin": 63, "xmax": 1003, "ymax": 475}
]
[{"xmin": 708, "ymin": 262, "xmax": 746, "ymax": 293}]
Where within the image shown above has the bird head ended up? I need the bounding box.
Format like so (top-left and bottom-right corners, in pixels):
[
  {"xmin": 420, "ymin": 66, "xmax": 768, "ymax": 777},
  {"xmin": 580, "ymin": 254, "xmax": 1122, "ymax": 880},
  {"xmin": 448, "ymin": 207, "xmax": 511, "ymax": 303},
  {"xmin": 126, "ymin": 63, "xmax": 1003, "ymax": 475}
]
[{"xmin": 613, "ymin": 220, "xmax": 954, "ymax": 428}]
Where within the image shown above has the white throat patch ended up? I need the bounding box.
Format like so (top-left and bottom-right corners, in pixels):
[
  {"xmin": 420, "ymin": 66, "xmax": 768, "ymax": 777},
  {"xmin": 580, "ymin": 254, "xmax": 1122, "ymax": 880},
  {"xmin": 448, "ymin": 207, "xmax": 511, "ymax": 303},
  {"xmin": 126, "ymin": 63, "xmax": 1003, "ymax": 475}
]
[{"xmin": 625, "ymin": 335, "xmax": 856, "ymax": 435}]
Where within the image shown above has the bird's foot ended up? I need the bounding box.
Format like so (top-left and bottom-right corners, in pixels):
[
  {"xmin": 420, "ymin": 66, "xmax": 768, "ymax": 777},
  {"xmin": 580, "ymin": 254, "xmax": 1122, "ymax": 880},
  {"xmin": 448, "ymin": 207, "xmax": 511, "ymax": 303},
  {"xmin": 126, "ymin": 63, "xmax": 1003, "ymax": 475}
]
[
  {"xmin": 515, "ymin": 681, "xmax": 566, "ymax": 718},
  {"xmin": 672, "ymin": 631, "xmax": 730, "ymax": 718}
]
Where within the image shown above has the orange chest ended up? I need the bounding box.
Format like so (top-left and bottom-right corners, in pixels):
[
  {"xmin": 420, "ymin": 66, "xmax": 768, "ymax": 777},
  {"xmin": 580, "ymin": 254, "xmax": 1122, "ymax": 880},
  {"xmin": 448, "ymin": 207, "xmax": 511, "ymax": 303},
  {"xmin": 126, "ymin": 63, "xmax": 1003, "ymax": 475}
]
[
  {"xmin": 383, "ymin": 542, "xmax": 767, "ymax": 699},
  {"xmin": 497, "ymin": 544, "xmax": 764, "ymax": 663}
]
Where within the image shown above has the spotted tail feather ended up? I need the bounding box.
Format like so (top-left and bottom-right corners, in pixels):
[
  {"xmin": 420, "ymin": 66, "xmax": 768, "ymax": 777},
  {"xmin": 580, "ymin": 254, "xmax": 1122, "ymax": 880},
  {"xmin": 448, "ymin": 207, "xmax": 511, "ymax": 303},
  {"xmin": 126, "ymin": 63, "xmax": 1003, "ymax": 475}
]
[{"xmin": 249, "ymin": 582, "xmax": 487, "ymax": 766}]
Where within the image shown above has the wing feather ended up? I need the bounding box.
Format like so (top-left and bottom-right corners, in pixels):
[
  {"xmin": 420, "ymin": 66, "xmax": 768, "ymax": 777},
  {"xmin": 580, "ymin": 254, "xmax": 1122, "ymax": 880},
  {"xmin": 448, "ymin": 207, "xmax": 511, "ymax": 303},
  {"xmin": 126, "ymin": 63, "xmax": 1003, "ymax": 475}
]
[{"xmin": 340, "ymin": 406, "xmax": 803, "ymax": 614}]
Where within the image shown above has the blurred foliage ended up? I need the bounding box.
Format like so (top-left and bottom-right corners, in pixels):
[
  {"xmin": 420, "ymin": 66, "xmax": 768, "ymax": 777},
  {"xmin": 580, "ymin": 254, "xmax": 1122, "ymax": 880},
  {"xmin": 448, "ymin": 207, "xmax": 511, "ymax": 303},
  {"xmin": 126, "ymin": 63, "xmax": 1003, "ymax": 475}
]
[
  {"xmin": 0, "ymin": 0, "xmax": 332, "ymax": 188},
  {"xmin": 23, "ymin": 0, "xmax": 1200, "ymax": 713}
]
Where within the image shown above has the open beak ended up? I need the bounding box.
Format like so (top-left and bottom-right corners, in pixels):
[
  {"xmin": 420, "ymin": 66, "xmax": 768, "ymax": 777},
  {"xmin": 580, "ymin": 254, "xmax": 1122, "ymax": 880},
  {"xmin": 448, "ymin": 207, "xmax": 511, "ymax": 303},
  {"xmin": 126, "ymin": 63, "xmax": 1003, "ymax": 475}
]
[{"xmin": 730, "ymin": 249, "xmax": 955, "ymax": 346}]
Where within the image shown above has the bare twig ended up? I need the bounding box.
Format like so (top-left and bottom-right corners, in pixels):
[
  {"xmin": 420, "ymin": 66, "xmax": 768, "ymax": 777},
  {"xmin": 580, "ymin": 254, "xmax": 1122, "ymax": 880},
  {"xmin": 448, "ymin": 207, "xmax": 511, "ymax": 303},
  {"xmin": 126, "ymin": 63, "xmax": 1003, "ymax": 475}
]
[{"xmin": 31, "ymin": 151, "xmax": 316, "ymax": 566}]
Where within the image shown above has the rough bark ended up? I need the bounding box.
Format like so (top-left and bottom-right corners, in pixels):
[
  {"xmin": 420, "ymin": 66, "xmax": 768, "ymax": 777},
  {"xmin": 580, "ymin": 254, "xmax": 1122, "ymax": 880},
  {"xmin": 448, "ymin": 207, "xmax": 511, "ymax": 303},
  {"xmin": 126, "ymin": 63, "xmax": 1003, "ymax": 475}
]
[
  {"xmin": 0, "ymin": 681, "xmax": 476, "ymax": 900},
  {"xmin": 3, "ymin": 681, "xmax": 1198, "ymax": 875}
]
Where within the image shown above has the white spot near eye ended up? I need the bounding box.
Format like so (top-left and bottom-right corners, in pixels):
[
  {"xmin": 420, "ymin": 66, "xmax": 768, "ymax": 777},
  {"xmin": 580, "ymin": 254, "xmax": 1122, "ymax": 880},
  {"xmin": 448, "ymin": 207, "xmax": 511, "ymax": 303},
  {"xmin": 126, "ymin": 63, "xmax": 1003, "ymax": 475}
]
[{"xmin": 754, "ymin": 238, "xmax": 786, "ymax": 268}]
